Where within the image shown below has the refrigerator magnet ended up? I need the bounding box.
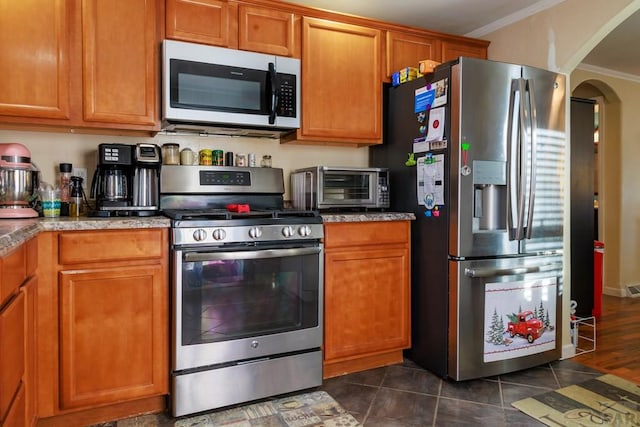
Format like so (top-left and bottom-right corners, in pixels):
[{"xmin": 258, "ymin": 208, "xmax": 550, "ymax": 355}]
[{"xmin": 414, "ymin": 86, "xmax": 435, "ymax": 113}]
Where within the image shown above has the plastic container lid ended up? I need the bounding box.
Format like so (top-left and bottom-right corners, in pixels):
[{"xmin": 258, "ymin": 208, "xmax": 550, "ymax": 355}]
[{"xmin": 60, "ymin": 163, "xmax": 72, "ymax": 173}]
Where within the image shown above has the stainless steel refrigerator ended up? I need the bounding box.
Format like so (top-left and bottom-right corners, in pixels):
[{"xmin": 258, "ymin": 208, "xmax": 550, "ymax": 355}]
[{"xmin": 371, "ymin": 57, "xmax": 566, "ymax": 380}]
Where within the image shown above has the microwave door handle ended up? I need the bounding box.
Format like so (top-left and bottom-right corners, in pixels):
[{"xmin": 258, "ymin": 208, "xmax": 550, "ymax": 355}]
[{"xmin": 268, "ymin": 62, "xmax": 279, "ymax": 125}]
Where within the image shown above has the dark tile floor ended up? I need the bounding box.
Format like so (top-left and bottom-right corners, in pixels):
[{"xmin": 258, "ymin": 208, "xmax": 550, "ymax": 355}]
[
  {"xmin": 319, "ymin": 358, "xmax": 603, "ymax": 426},
  {"xmin": 97, "ymin": 357, "xmax": 603, "ymax": 426}
]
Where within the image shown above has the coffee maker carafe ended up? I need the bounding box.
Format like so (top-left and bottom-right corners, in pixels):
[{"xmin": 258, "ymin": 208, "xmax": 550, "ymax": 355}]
[
  {"xmin": 90, "ymin": 143, "xmax": 133, "ymax": 216},
  {"xmin": 131, "ymin": 143, "xmax": 161, "ymax": 216}
]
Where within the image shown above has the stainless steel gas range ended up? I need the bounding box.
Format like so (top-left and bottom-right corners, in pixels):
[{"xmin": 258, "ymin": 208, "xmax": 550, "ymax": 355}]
[{"xmin": 160, "ymin": 166, "xmax": 324, "ymax": 417}]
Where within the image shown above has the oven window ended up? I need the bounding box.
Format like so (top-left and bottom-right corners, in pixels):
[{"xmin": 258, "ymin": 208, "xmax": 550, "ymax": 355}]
[
  {"xmin": 323, "ymin": 172, "xmax": 372, "ymax": 201},
  {"xmin": 180, "ymin": 250, "xmax": 319, "ymax": 345}
]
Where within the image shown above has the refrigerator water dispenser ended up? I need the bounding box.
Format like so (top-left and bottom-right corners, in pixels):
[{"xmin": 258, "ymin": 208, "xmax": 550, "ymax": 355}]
[{"xmin": 473, "ymin": 160, "xmax": 507, "ymax": 231}]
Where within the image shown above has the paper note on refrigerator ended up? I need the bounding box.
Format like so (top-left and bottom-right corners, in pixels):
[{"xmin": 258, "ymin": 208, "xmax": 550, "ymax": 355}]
[
  {"xmin": 426, "ymin": 107, "xmax": 445, "ymax": 142},
  {"xmin": 417, "ymin": 154, "xmax": 444, "ymax": 207}
]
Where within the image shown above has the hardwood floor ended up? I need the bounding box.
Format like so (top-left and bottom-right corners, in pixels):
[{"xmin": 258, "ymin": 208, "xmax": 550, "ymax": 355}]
[{"xmin": 572, "ymin": 294, "xmax": 640, "ymax": 383}]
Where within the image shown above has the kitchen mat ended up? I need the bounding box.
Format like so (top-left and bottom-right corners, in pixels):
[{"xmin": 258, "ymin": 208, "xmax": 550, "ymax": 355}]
[
  {"xmin": 512, "ymin": 373, "xmax": 640, "ymax": 426},
  {"xmin": 174, "ymin": 390, "xmax": 361, "ymax": 427}
]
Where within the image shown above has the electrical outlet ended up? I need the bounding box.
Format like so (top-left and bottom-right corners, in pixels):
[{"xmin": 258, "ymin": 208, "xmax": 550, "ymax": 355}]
[{"xmin": 72, "ymin": 167, "xmax": 88, "ymax": 183}]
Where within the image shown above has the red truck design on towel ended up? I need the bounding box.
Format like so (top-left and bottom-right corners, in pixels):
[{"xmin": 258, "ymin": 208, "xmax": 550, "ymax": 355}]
[{"xmin": 507, "ymin": 311, "xmax": 545, "ymax": 343}]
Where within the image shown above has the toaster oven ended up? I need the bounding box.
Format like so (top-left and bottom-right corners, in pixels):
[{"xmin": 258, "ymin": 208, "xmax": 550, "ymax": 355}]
[{"xmin": 290, "ymin": 166, "xmax": 389, "ymax": 210}]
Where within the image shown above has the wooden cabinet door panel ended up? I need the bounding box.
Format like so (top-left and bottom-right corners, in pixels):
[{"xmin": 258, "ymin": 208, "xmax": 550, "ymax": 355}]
[
  {"xmin": 0, "ymin": 244, "xmax": 25, "ymax": 306},
  {"xmin": 22, "ymin": 276, "xmax": 37, "ymax": 427},
  {"xmin": 324, "ymin": 247, "xmax": 410, "ymax": 361},
  {"xmin": 238, "ymin": 4, "xmax": 297, "ymax": 56},
  {"xmin": 0, "ymin": 292, "xmax": 25, "ymax": 420},
  {"xmin": 82, "ymin": 0, "xmax": 158, "ymax": 127},
  {"xmin": 300, "ymin": 17, "xmax": 382, "ymax": 143},
  {"xmin": 166, "ymin": 0, "xmax": 238, "ymax": 48},
  {"xmin": 386, "ymin": 31, "xmax": 441, "ymax": 78},
  {"xmin": 442, "ymin": 40, "xmax": 487, "ymax": 62},
  {"xmin": 0, "ymin": 0, "xmax": 71, "ymax": 120},
  {"xmin": 59, "ymin": 265, "xmax": 168, "ymax": 409},
  {"xmin": 2, "ymin": 382, "xmax": 25, "ymax": 427}
]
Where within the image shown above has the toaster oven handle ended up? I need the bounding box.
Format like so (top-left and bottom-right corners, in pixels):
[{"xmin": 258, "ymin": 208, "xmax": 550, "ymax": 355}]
[{"xmin": 268, "ymin": 62, "xmax": 278, "ymax": 125}]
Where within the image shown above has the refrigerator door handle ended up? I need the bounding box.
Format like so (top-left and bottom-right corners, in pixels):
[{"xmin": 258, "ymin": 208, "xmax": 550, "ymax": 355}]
[
  {"xmin": 464, "ymin": 262, "xmax": 562, "ymax": 278},
  {"xmin": 524, "ymin": 78, "xmax": 538, "ymax": 239},
  {"xmin": 507, "ymin": 78, "xmax": 528, "ymax": 241}
]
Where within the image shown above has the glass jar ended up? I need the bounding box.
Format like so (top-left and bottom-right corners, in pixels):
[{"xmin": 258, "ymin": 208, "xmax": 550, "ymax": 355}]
[
  {"xmin": 162, "ymin": 143, "xmax": 180, "ymax": 165},
  {"xmin": 235, "ymin": 153, "xmax": 247, "ymax": 167},
  {"xmin": 261, "ymin": 155, "xmax": 272, "ymax": 168}
]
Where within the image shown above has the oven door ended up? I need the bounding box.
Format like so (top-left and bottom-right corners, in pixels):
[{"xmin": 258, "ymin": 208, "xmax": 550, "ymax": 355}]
[{"xmin": 172, "ymin": 242, "xmax": 323, "ymax": 371}]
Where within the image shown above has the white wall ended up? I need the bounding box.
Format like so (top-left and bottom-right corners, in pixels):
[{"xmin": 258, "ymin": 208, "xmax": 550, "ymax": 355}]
[{"xmin": 0, "ymin": 130, "xmax": 369, "ymax": 200}]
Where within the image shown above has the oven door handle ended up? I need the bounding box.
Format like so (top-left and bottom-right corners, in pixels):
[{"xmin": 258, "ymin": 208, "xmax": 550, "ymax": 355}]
[{"xmin": 184, "ymin": 246, "xmax": 321, "ymax": 262}]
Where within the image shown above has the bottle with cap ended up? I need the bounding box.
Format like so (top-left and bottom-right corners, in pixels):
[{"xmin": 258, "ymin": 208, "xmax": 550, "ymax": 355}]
[{"xmin": 59, "ymin": 163, "xmax": 72, "ymax": 216}]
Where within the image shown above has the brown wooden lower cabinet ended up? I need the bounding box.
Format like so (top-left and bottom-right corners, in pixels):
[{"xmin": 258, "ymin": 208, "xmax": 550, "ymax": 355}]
[
  {"xmin": 36, "ymin": 228, "xmax": 169, "ymax": 426},
  {"xmin": 323, "ymin": 221, "xmax": 411, "ymax": 378}
]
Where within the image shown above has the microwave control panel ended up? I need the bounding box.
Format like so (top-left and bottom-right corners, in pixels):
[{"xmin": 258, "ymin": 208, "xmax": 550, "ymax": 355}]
[{"xmin": 277, "ymin": 73, "xmax": 297, "ymax": 118}]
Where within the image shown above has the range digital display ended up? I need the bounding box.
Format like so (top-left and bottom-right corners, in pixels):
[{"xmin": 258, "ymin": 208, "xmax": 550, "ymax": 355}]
[{"xmin": 199, "ymin": 170, "xmax": 251, "ymax": 186}]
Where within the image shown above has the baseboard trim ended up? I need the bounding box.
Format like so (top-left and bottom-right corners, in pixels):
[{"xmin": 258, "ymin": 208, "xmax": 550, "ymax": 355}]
[{"xmin": 603, "ymin": 286, "xmax": 626, "ymax": 297}]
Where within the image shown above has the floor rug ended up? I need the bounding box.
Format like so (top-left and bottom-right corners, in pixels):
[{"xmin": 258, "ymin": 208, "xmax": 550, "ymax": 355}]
[
  {"xmin": 512, "ymin": 374, "xmax": 640, "ymax": 426},
  {"xmin": 174, "ymin": 390, "xmax": 361, "ymax": 427}
]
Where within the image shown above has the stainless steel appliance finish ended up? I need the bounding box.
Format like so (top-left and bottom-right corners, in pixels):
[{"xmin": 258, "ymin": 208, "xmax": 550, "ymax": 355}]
[
  {"xmin": 371, "ymin": 57, "xmax": 566, "ymax": 381},
  {"xmin": 0, "ymin": 143, "xmax": 40, "ymax": 218},
  {"xmin": 131, "ymin": 143, "xmax": 162, "ymax": 213},
  {"xmin": 290, "ymin": 166, "xmax": 390, "ymax": 210},
  {"xmin": 162, "ymin": 40, "xmax": 300, "ymax": 138},
  {"xmin": 161, "ymin": 166, "xmax": 323, "ymax": 417}
]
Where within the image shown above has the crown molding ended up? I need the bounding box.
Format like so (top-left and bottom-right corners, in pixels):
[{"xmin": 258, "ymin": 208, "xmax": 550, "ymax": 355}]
[
  {"xmin": 576, "ymin": 63, "xmax": 640, "ymax": 84},
  {"xmin": 466, "ymin": 0, "xmax": 566, "ymax": 38}
]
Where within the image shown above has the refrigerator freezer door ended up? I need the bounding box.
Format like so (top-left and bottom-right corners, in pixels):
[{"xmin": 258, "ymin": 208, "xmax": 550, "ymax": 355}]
[
  {"xmin": 448, "ymin": 255, "xmax": 562, "ymax": 380},
  {"xmin": 450, "ymin": 58, "xmax": 565, "ymax": 258}
]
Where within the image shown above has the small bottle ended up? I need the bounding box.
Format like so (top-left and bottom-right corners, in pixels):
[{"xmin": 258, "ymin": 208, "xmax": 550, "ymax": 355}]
[
  {"xmin": 59, "ymin": 163, "xmax": 72, "ymax": 216},
  {"xmin": 69, "ymin": 176, "xmax": 85, "ymax": 217},
  {"xmin": 248, "ymin": 153, "xmax": 256, "ymax": 167}
]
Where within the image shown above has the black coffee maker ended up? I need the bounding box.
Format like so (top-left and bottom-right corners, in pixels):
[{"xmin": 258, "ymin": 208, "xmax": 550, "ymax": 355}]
[{"xmin": 89, "ymin": 143, "xmax": 134, "ymax": 216}]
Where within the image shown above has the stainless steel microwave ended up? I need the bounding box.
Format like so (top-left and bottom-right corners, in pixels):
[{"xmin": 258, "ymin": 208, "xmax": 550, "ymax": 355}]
[
  {"xmin": 291, "ymin": 166, "xmax": 390, "ymax": 210},
  {"xmin": 162, "ymin": 40, "xmax": 300, "ymax": 137}
]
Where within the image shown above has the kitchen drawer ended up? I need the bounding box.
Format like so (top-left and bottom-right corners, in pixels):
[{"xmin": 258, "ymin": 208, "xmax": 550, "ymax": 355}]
[
  {"xmin": 58, "ymin": 229, "xmax": 165, "ymax": 264},
  {"xmin": 0, "ymin": 291, "xmax": 25, "ymax": 421},
  {"xmin": 0, "ymin": 244, "xmax": 25, "ymax": 307},
  {"xmin": 324, "ymin": 221, "xmax": 410, "ymax": 249}
]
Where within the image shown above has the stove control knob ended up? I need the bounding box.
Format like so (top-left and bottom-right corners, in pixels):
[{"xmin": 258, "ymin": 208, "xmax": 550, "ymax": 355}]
[
  {"xmin": 298, "ymin": 225, "xmax": 312, "ymax": 237},
  {"xmin": 212, "ymin": 228, "xmax": 226, "ymax": 241},
  {"xmin": 193, "ymin": 229, "xmax": 207, "ymax": 242},
  {"xmin": 249, "ymin": 227, "xmax": 262, "ymax": 239},
  {"xmin": 282, "ymin": 226, "xmax": 294, "ymax": 238}
]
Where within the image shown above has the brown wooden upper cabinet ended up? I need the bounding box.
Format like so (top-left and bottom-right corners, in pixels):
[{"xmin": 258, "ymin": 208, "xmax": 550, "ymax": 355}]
[
  {"xmin": 442, "ymin": 39, "xmax": 488, "ymax": 62},
  {"xmin": 166, "ymin": 0, "xmax": 239, "ymax": 48},
  {"xmin": 166, "ymin": 0, "xmax": 299, "ymax": 57},
  {"xmin": 0, "ymin": 0, "xmax": 160, "ymax": 132},
  {"xmin": 282, "ymin": 17, "xmax": 383, "ymax": 146},
  {"xmin": 238, "ymin": 4, "xmax": 298, "ymax": 57},
  {"xmin": 385, "ymin": 31, "xmax": 442, "ymax": 81}
]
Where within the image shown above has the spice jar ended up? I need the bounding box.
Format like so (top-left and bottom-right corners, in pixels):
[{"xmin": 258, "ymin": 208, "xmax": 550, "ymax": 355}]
[
  {"xmin": 260, "ymin": 155, "xmax": 272, "ymax": 168},
  {"xmin": 199, "ymin": 149, "xmax": 213, "ymax": 165},
  {"xmin": 235, "ymin": 153, "xmax": 247, "ymax": 167},
  {"xmin": 162, "ymin": 143, "xmax": 180, "ymax": 165}
]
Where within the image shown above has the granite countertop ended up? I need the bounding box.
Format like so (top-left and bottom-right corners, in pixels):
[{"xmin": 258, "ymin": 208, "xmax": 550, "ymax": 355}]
[
  {"xmin": 0, "ymin": 216, "xmax": 170, "ymax": 257},
  {"xmin": 1, "ymin": 212, "xmax": 414, "ymax": 257},
  {"xmin": 321, "ymin": 211, "xmax": 415, "ymax": 222}
]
